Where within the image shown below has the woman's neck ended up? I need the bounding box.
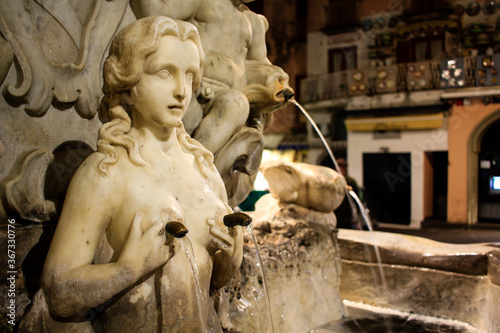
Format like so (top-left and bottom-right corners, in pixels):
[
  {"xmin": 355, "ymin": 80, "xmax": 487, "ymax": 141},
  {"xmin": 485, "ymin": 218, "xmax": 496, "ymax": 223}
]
[{"xmin": 130, "ymin": 125, "xmax": 184, "ymax": 161}]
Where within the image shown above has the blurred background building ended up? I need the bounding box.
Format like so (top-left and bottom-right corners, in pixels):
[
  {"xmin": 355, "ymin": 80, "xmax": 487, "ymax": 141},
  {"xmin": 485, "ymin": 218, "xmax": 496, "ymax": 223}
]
[{"xmin": 246, "ymin": 0, "xmax": 500, "ymax": 228}]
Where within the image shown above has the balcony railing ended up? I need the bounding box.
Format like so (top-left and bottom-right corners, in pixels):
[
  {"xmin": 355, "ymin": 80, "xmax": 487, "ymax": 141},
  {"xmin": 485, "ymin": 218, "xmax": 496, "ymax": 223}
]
[
  {"xmin": 300, "ymin": 72, "xmax": 348, "ymax": 103},
  {"xmin": 301, "ymin": 60, "xmax": 440, "ymax": 103},
  {"xmin": 300, "ymin": 55, "xmax": 500, "ymax": 104}
]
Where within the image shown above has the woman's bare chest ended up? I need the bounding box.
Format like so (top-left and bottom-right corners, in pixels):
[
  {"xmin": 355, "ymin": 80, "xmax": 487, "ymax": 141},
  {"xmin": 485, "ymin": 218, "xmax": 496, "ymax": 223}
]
[{"xmin": 106, "ymin": 161, "xmax": 228, "ymax": 255}]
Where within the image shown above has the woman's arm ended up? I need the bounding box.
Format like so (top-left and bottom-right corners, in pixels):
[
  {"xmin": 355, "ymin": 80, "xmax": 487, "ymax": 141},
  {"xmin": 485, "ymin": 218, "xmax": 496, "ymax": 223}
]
[{"xmin": 41, "ymin": 155, "xmax": 174, "ymax": 318}]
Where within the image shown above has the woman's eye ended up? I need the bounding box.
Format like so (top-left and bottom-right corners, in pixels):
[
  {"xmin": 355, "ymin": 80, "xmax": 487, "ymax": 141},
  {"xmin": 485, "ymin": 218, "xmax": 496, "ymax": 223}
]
[
  {"xmin": 185, "ymin": 73, "xmax": 194, "ymax": 82},
  {"xmin": 157, "ymin": 70, "xmax": 171, "ymax": 79}
]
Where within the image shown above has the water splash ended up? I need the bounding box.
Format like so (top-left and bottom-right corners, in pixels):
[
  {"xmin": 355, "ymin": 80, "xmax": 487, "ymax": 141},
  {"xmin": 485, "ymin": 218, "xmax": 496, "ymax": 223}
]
[
  {"xmin": 246, "ymin": 225, "xmax": 275, "ymax": 333},
  {"xmin": 180, "ymin": 236, "xmax": 208, "ymax": 333}
]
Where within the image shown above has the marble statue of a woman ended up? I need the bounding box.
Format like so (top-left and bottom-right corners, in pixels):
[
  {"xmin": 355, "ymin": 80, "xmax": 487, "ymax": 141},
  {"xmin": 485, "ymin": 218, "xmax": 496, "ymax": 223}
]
[
  {"xmin": 130, "ymin": 0, "xmax": 293, "ymax": 207},
  {"xmin": 39, "ymin": 16, "xmax": 243, "ymax": 332}
]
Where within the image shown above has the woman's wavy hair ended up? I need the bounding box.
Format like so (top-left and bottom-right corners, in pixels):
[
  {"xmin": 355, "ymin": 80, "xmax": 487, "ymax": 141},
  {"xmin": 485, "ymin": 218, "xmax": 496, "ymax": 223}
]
[{"xmin": 96, "ymin": 16, "xmax": 222, "ymax": 192}]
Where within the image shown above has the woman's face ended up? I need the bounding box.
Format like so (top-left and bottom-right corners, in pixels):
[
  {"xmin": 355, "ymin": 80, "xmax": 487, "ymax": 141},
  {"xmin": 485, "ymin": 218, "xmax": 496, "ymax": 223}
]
[{"xmin": 128, "ymin": 35, "xmax": 200, "ymax": 130}]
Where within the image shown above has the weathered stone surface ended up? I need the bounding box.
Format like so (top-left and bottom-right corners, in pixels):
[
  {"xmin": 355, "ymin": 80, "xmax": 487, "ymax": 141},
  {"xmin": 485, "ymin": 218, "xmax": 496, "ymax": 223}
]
[
  {"xmin": 488, "ymin": 251, "xmax": 500, "ymax": 286},
  {"xmin": 1, "ymin": 150, "xmax": 56, "ymax": 222},
  {"xmin": 0, "ymin": 36, "xmax": 13, "ymax": 86},
  {"xmin": 340, "ymin": 260, "xmax": 486, "ymax": 325},
  {"xmin": 339, "ymin": 229, "xmax": 494, "ymax": 275},
  {"xmin": 0, "ymin": 0, "xmax": 129, "ymax": 118},
  {"xmin": 483, "ymin": 281, "xmax": 500, "ymax": 333},
  {"xmin": 0, "ymin": 223, "xmax": 46, "ymax": 328},
  {"xmin": 0, "ymin": 1, "xmax": 294, "ymax": 330},
  {"xmin": 261, "ymin": 160, "xmax": 346, "ymax": 213},
  {"xmin": 214, "ymin": 127, "xmax": 264, "ymax": 207},
  {"xmin": 220, "ymin": 195, "xmax": 344, "ymax": 333},
  {"xmin": 338, "ymin": 229, "xmax": 500, "ymax": 332}
]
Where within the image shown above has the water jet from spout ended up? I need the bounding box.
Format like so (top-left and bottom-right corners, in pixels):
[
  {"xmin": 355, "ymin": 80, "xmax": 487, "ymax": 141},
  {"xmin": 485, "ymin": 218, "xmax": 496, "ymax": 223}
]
[
  {"xmin": 246, "ymin": 224, "xmax": 275, "ymax": 333},
  {"xmin": 224, "ymin": 212, "xmax": 275, "ymax": 332},
  {"xmin": 289, "ymin": 98, "xmax": 387, "ymax": 291},
  {"xmin": 349, "ymin": 190, "xmax": 386, "ymax": 289},
  {"xmin": 180, "ymin": 235, "xmax": 208, "ymax": 332}
]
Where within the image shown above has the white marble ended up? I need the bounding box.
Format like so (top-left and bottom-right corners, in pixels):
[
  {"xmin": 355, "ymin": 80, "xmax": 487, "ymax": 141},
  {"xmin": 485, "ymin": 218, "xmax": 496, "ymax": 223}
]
[
  {"xmin": 23, "ymin": 17, "xmax": 243, "ymax": 332},
  {"xmin": 130, "ymin": 0, "xmax": 293, "ymax": 206},
  {"xmin": 261, "ymin": 160, "xmax": 346, "ymax": 213}
]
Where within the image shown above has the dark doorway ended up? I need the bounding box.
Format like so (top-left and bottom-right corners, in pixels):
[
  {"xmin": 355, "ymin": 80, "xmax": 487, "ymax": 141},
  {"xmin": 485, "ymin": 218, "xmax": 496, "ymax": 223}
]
[
  {"xmin": 363, "ymin": 153, "xmax": 411, "ymax": 225},
  {"xmin": 478, "ymin": 118, "xmax": 500, "ymax": 222},
  {"xmin": 431, "ymin": 151, "xmax": 448, "ymax": 220}
]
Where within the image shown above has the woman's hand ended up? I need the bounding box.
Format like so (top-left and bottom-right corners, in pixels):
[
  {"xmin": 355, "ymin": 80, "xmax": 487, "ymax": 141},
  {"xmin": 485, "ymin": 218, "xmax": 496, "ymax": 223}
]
[
  {"xmin": 209, "ymin": 221, "xmax": 244, "ymax": 290},
  {"xmin": 118, "ymin": 211, "xmax": 176, "ymax": 279}
]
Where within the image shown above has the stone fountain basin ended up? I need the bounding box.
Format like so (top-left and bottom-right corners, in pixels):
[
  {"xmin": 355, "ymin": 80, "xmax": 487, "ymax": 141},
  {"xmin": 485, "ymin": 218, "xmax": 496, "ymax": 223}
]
[{"xmin": 337, "ymin": 229, "xmax": 500, "ymax": 333}]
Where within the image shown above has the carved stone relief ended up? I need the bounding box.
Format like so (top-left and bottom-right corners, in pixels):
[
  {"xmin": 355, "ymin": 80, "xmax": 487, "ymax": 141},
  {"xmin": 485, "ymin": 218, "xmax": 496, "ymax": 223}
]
[
  {"xmin": 1, "ymin": 149, "xmax": 56, "ymax": 222},
  {"xmin": 0, "ymin": 0, "xmax": 129, "ymax": 118}
]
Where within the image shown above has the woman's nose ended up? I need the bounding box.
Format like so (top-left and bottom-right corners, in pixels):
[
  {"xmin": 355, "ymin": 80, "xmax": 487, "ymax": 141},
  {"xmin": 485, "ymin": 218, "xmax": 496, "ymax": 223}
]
[{"xmin": 174, "ymin": 77, "xmax": 187, "ymax": 100}]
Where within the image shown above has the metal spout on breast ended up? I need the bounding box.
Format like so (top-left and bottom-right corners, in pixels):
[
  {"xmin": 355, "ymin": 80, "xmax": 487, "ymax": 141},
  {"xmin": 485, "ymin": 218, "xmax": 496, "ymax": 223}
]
[
  {"xmin": 165, "ymin": 221, "xmax": 188, "ymax": 238},
  {"xmin": 223, "ymin": 212, "xmax": 253, "ymax": 228}
]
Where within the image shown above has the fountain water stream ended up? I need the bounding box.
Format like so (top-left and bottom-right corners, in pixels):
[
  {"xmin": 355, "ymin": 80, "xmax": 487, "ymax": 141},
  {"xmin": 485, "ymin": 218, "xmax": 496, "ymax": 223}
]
[
  {"xmin": 290, "ymin": 99, "xmax": 476, "ymax": 333},
  {"xmin": 348, "ymin": 190, "xmax": 386, "ymax": 289},
  {"xmin": 246, "ymin": 224, "xmax": 275, "ymax": 333},
  {"xmin": 223, "ymin": 212, "xmax": 275, "ymax": 332},
  {"xmin": 180, "ymin": 236, "xmax": 208, "ymax": 333},
  {"xmin": 289, "ymin": 101, "xmax": 372, "ymax": 224},
  {"xmin": 164, "ymin": 221, "xmax": 208, "ymax": 332},
  {"xmin": 289, "ymin": 99, "xmax": 388, "ymax": 310},
  {"xmin": 289, "ymin": 100, "xmax": 361, "ymax": 226}
]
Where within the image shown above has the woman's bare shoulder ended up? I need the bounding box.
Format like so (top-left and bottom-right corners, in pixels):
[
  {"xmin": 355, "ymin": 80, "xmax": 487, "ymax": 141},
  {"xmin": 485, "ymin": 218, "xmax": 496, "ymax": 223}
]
[{"xmin": 67, "ymin": 152, "xmax": 122, "ymax": 192}]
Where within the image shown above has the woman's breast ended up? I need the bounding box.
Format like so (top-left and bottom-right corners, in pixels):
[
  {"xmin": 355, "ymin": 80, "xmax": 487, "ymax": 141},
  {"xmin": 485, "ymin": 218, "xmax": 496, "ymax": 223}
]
[
  {"xmin": 105, "ymin": 174, "xmax": 228, "ymax": 260},
  {"xmin": 105, "ymin": 180, "xmax": 183, "ymax": 257}
]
